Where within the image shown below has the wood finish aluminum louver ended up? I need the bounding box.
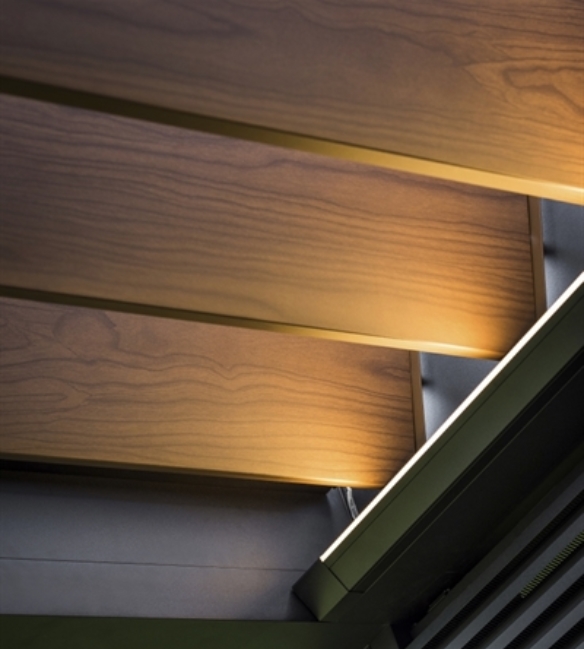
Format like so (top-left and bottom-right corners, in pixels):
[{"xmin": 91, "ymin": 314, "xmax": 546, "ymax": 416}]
[
  {"xmin": 0, "ymin": 297, "xmax": 415, "ymax": 487},
  {"xmin": 0, "ymin": 93, "xmax": 538, "ymax": 359},
  {"xmin": 0, "ymin": 0, "xmax": 557, "ymax": 485},
  {"xmin": 1, "ymin": 0, "xmax": 582, "ymax": 202}
]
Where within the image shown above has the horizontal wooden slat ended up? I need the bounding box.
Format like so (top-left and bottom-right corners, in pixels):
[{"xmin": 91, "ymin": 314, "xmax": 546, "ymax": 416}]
[
  {"xmin": 0, "ymin": 298, "xmax": 415, "ymax": 487},
  {"xmin": 0, "ymin": 0, "xmax": 581, "ymax": 201},
  {"xmin": 0, "ymin": 94, "xmax": 537, "ymax": 358}
]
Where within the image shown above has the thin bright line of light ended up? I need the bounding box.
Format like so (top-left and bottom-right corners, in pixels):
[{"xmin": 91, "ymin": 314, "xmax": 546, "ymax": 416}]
[{"xmin": 321, "ymin": 272, "xmax": 584, "ymax": 562}]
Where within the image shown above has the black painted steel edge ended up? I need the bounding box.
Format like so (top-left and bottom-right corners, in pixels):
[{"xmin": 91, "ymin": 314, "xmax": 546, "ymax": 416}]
[
  {"xmin": 294, "ymin": 275, "xmax": 583, "ymax": 618},
  {"xmin": 0, "ymin": 617, "xmax": 380, "ymax": 649}
]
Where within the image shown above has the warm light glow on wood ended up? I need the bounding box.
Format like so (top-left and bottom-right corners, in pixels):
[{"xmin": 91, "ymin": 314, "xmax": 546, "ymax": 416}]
[
  {"xmin": 1, "ymin": 0, "xmax": 581, "ymax": 200},
  {"xmin": 0, "ymin": 95, "xmax": 538, "ymax": 358},
  {"xmin": 0, "ymin": 298, "xmax": 416, "ymax": 487}
]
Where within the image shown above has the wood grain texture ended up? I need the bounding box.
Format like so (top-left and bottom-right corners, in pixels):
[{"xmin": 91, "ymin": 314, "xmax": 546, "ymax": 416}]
[
  {"xmin": 0, "ymin": 0, "xmax": 582, "ymax": 198},
  {"xmin": 0, "ymin": 298, "xmax": 415, "ymax": 487},
  {"xmin": 0, "ymin": 94, "xmax": 537, "ymax": 358}
]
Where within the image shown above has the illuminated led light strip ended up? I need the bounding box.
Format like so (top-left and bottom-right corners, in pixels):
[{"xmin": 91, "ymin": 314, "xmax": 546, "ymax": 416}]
[{"xmin": 321, "ymin": 273, "xmax": 584, "ymax": 562}]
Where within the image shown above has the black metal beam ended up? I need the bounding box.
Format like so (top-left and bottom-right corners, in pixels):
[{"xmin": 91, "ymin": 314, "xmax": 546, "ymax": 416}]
[
  {"xmin": 0, "ymin": 617, "xmax": 379, "ymax": 649},
  {"xmin": 295, "ymin": 277, "xmax": 584, "ymax": 624}
]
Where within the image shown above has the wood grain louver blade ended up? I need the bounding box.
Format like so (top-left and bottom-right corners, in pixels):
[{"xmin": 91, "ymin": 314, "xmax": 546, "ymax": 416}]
[
  {"xmin": 0, "ymin": 95, "xmax": 538, "ymax": 358},
  {"xmin": 0, "ymin": 0, "xmax": 581, "ymax": 201},
  {"xmin": 0, "ymin": 298, "xmax": 416, "ymax": 487}
]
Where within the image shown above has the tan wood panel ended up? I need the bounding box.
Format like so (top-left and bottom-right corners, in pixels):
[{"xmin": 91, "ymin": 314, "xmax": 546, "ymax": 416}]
[
  {"xmin": 0, "ymin": 0, "xmax": 582, "ymax": 200},
  {"xmin": 0, "ymin": 298, "xmax": 415, "ymax": 487},
  {"xmin": 0, "ymin": 94, "xmax": 537, "ymax": 358}
]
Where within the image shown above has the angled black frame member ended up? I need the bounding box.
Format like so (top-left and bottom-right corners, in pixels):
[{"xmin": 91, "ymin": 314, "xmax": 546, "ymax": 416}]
[
  {"xmin": 294, "ymin": 274, "xmax": 584, "ymax": 624},
  {"xmin": 0, "ymin": 618, "xmax": 381, "ymax": 649}
]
